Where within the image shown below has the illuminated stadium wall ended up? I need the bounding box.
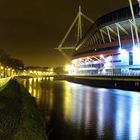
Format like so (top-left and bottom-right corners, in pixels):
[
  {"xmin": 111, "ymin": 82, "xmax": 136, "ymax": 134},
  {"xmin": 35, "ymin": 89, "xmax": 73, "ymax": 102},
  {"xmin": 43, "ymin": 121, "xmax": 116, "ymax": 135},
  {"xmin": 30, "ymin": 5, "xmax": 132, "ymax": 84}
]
[{"xmin": 71, "ymin": 4, "xmax": 140, "ymax": 75}]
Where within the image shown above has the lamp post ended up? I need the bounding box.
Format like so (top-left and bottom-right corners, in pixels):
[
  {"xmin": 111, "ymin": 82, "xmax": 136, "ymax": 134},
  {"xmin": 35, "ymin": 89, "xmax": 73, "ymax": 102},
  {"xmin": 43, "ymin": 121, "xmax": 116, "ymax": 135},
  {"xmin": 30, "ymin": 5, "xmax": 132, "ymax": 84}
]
[{"xmin": 128, "ymin": 0, "xmax": 139, "ymax": 44}]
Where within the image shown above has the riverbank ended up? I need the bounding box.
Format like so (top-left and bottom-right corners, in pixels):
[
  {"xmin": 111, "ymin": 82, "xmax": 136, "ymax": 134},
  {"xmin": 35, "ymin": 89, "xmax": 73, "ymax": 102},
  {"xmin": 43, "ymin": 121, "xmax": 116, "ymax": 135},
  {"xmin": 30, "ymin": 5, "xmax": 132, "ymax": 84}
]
[
  {"xmin": 0, "ymin": 79, "xmax": 48, "ymax": 140},
  {"xmin": 66, "ymin": 75, "xmax": 140, "ymax": 91}
]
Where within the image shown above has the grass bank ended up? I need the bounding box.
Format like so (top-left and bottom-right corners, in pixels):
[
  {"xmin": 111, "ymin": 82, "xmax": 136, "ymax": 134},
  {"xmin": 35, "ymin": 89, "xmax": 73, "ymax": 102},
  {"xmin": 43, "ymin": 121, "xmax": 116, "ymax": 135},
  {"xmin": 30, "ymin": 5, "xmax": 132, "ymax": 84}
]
[{"xmin": 0, "ymin": 79, "xmax": 48, "ymax": 140}]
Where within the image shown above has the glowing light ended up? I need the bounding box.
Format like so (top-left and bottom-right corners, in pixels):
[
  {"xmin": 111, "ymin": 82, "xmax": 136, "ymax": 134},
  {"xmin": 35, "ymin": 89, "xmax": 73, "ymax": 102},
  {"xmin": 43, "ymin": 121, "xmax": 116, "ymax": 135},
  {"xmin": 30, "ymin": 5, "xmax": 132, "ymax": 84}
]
[
  {"xmin": 50, "ymin": 68, "xmax": 53, "ymax": 72},
  {"xmin": 50, "ymin": 77, "xmax": 54, "ymax": 81},
  {"xmin": 38, "ymin": 78, "xmax": 42, "ymax": 81},
  {"xmin": 33, "ymin": 70, "xmax": 37, "ymax": 74},
  {"xmin": 65, "ymin": 64, "xmax": 76, "ymax": 75},
  {"xmin": 100, "ymin": 54, "xmax": 106, "ymax": 62},
  {"xmin": 100, "ymin": 54, "xmax": 104, "ymax": 59},
  {"xmin": 104, "ymin": 61, "xmax": 111, "ymax": 68},
  {"xmin": 120, "ymin": 49, "xmax": 127, "ymax": 56},
  {"xmin": 0, "ymin": 66, "xmax": 4, "ymax": 70},
  {"xmin": 65, "ymin": 65, "xmax": 73, "ymax": 71},
  {"xmin": 133, "ymin": 45, "xmax": 140, "ymax": 65},
  {"xmin": 29, "ymin": 70, "xmax": 33, "ymax": 73},
  {"xmin": 102, "ymin": 69, "xmax": 106, "ymax": 74},
  {"xmin": 79, "ymin": 67, "xmax": 97, "ymax": 70},
  {"xmin": 119, "ymin": 49, "xmax": 129, "ymax": 62},
  {"xmin": 118, "ymin": 47, "xmax": 122, "ymax": 52}
]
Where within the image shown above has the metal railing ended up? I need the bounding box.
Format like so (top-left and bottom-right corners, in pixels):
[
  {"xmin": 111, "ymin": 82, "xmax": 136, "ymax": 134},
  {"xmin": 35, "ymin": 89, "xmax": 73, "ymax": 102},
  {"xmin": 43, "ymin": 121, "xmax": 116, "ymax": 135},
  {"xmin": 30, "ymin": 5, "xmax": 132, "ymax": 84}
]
[{"xmin": 74, "ymin": 72, "xmax": 140, "ymax": 77}]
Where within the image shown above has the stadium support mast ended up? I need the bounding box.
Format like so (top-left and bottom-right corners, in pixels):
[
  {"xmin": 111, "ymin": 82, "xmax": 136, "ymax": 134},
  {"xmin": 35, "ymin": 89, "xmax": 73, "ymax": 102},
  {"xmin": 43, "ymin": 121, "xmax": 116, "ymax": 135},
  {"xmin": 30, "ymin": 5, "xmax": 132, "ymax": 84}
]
[
  {"xmin": 129, "ymin": 0, "xmax": 139, "ymax": 44},
  {"xmin": 56, "ymin": 5, "xmax": 94, "ymax": 61}
]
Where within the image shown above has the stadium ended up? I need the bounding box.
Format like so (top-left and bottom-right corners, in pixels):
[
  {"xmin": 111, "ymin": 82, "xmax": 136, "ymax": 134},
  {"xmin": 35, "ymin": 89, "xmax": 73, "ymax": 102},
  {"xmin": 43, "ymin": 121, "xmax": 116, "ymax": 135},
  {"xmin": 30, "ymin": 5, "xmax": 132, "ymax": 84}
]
[{"xmin": 71, "ymin": 4, "xmax": 140, "ymax": 76}]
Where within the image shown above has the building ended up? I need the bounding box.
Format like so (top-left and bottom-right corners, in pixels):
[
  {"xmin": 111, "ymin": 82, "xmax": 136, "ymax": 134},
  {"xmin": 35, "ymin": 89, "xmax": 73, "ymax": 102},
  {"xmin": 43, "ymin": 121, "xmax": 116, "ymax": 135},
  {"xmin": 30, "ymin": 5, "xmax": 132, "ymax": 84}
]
[
  {"xmin": 21, "ymin": 66, "xmax": 54, "ymax": 76},
  {"xmin": 72, "ymin": 4, "xmax": 140, "ymax": 76}
]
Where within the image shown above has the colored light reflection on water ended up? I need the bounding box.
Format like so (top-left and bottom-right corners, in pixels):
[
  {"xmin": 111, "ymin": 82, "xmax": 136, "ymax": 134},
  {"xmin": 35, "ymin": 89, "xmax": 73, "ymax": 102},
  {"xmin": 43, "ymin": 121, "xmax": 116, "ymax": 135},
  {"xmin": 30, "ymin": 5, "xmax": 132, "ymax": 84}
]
[{"xmin": 21, "ymin": 78, "xmax": 140, "ymax": 140}]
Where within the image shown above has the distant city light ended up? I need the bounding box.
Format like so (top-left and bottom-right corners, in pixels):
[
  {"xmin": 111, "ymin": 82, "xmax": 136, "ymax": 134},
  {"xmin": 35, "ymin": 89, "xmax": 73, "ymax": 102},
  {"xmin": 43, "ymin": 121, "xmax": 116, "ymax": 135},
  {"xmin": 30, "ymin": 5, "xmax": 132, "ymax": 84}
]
[{"xmin": 0, "ymin": 66, "xmax": 4, "ymax": 70}]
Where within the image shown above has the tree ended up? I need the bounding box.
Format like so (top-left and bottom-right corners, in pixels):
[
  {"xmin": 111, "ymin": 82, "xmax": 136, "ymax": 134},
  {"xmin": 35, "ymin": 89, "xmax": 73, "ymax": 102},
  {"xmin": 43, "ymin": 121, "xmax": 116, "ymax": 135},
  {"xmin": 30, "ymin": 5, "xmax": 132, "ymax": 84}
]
[
  {"xmin": 0, "ymin": 49, "xmax": 24, "ymax": 69},
  {"xmin": 0, "ymin": 49, "xmax": 11, "ymax": 66},
  {"xmin": 9, "ymin": 58, "xmax": 24, "ymax": 69},
  {"xmin": 54, "ymin": 66, "xmax": 67, "ymax": 75}
]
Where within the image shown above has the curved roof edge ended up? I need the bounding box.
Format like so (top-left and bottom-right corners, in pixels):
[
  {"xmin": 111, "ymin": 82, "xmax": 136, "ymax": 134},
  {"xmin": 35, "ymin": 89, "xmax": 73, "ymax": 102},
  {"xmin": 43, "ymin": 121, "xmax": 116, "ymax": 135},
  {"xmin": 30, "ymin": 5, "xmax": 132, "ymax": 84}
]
[{"xmin": 76, "ymin": 4, "xmax": 139, "ymax": 49}]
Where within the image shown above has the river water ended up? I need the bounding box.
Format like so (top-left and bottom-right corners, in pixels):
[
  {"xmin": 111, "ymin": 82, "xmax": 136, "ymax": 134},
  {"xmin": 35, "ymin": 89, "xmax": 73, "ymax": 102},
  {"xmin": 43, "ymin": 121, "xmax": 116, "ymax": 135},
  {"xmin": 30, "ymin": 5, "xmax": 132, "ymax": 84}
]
[{"xmin": 22, "ymin": 77, "xmax": 140, "ymax": 140}]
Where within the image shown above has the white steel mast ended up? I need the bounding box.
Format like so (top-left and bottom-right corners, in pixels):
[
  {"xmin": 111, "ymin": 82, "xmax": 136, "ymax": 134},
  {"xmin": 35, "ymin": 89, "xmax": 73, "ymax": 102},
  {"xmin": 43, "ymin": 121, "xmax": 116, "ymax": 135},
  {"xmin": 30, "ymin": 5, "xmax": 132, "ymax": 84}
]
[{"xmin": 56, "ymin": 5, "xmax": 94, "ymax": 61}]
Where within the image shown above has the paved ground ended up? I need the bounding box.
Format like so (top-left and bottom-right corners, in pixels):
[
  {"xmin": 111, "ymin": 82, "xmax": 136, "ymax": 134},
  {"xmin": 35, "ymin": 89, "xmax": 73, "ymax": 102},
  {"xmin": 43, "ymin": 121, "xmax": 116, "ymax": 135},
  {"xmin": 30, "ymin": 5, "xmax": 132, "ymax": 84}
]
[{"xmin": 0, "ymin": 80, "xmax": 22, "ymax": 140}]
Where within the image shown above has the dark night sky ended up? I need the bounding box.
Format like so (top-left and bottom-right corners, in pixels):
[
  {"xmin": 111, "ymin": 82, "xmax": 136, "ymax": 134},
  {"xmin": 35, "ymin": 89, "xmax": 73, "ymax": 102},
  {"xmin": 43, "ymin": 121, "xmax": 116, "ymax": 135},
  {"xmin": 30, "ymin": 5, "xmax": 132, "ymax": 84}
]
[{"xmin": 0, "ymin": 0, "xmax": 135, "ymax": 67}]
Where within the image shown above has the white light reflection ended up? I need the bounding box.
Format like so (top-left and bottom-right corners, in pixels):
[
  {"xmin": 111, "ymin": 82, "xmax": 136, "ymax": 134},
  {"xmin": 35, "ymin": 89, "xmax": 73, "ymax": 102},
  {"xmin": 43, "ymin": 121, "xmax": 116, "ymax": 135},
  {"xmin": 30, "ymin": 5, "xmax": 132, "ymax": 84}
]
[
  {"xmin": 129, "ymin": 94, "xmax": 140, "ymax": 140},
  {"xmin": 115, "ymin": 96, "xmax": 127, "ymax": 140},
  {"xmin": 96, "ymin": 88, "xmax": 112, "ymax": 139},
  {"xmin": 71, "ymin": 83, "xmax": 84, "ymax": 128},
  {"xmin": 73, "ymin": 93, "xmax": 83, "ymax": 128},
  {"xmin": 84, "ymin": 92, "xmax": 92, "ymax": 133},
  {"xmin": 113, "ymin": 90, "xmax": 140, "ymax": 140},
  {"xmin": 113, "ymin": 89, "xmax": 140, "ymax": 98},
  {"xmin": 97, "ymin": 91, "xmax": 105, "ymax": 139}
]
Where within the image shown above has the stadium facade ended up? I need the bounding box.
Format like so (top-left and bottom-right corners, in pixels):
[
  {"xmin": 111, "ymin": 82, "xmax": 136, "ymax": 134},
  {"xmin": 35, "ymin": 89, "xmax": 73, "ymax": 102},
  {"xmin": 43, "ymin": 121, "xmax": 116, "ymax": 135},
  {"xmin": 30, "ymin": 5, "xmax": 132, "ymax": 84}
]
[{"xmin": 71, "ymin": 4, "xmax": 140, "ymax": 76}]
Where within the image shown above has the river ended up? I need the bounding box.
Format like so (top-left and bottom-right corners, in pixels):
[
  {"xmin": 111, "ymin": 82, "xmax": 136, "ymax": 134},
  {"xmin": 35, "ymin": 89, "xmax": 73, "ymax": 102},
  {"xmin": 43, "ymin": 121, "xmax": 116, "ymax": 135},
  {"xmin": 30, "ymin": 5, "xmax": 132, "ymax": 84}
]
[{"xmin": 22, "ymin": 77, "xmax": 140, "ymax": 140}]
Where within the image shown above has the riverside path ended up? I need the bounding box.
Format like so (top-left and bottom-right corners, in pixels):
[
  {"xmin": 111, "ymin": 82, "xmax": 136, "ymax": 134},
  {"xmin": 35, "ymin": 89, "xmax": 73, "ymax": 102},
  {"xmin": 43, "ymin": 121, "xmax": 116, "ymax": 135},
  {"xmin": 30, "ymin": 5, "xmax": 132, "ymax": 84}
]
[
  {"xmin": 0, "ymin": 79, "xmax": 48, "ymax": 140},
  {"xmin": 0, "ymin": 80, "xmax": 22, "ymax": 139}
]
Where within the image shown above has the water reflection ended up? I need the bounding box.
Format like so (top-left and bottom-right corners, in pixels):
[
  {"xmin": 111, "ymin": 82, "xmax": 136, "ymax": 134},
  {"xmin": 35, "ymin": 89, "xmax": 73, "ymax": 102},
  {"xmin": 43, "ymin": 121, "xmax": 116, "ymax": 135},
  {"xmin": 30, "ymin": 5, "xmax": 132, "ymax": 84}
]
[
  {"xmin": 97, "ymin": 91, "xmax": 105, "ymax": 139},
  {"xmin": 129, "ymin": 94, "xmax": 140, "ymax": 140},
  {"xmin": 63, "ymin": 82, "xmax": 73, "ymax": 123},
  {"xmin": 23, "ymin": 77, "xmax": 54, "ymax": 113},
  {"xmin": 21, "ymin": 78, "xmax": 140, "ymax": 140}
]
